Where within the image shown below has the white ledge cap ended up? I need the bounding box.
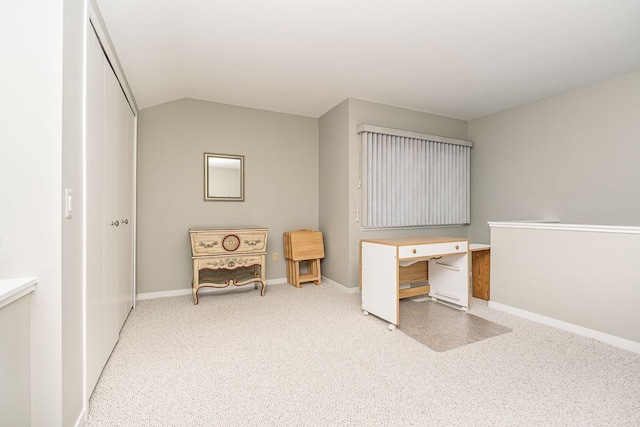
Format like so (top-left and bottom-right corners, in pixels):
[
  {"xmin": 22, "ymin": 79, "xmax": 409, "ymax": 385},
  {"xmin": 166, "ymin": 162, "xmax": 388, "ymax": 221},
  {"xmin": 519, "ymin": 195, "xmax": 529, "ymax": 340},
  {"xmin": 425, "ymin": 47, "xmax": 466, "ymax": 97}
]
[
  {"xmin": 488, "ymin": 220, "xmax": 640, "ymax": 235},
  {"xmin": 0, "ymin": 277, "xmax": 37, "ymax": 309}
]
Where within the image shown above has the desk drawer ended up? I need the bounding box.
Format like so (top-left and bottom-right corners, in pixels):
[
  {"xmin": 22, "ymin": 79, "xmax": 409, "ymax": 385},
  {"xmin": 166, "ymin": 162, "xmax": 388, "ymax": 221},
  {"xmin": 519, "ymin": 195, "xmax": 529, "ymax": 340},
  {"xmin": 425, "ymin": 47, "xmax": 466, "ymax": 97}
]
[{"xmin": 398, "ymin": 241, "xmax": 467, "ymax": 259}]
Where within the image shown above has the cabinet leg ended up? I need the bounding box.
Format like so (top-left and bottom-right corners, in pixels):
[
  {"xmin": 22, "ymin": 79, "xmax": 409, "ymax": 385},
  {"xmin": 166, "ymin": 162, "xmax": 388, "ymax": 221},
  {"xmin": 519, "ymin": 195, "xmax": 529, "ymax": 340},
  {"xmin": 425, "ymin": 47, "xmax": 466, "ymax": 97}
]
[
  {"xmin": 259, "ymin": 280, "xmax": 266, "ymax": 296},
  {"xmin": 192, "ymin": 287, "xmax": 199, "ymax": 305}
]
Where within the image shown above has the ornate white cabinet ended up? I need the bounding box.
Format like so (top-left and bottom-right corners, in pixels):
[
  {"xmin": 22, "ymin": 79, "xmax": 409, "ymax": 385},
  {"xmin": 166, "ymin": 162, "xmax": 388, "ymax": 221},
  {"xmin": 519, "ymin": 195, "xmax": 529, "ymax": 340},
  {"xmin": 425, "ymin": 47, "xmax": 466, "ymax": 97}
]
[{"xmin": 189, "ymin": 227, "xmax": 268, "ymax": 304}]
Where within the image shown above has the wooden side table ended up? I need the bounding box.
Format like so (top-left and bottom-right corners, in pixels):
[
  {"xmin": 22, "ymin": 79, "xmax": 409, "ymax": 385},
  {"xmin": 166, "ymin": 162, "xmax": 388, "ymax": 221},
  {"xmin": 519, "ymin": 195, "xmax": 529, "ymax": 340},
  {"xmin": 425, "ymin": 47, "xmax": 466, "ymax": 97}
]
[
  {"xmin": 470, "ymin": 244, "xmax": 490, "ymax": 300},
  {"xmin": 189, "ymin": 227, "xmax": 268, "ymax": 304}
]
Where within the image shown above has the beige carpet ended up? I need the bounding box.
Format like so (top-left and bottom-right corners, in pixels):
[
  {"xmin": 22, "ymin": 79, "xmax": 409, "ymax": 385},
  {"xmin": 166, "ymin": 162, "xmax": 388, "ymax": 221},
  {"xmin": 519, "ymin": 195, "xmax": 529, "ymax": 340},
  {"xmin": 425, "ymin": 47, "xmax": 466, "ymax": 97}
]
[
  {"xmin": 399, "ymin": 298, "xmax": 512, "ymax": 352},
  {"xmin": 87, "ymin": 283, "xmax": 640, "ymax": 426}
]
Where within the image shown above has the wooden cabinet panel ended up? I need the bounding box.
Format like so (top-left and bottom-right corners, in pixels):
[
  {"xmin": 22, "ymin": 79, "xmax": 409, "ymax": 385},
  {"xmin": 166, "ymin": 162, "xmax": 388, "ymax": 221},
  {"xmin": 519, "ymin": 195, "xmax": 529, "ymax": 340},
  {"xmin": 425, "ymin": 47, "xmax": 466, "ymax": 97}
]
[{"xmin": 472, "ymin": 249, "xmax": 490, "ymax": 300}]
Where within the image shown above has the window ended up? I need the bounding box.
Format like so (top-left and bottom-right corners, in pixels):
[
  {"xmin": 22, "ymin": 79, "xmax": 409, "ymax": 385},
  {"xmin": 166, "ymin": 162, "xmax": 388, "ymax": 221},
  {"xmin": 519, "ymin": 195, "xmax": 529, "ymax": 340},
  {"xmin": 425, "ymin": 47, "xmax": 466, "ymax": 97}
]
[{"xmin": 358, "ymin": 124, "xmax": 471, "ymax": 229}]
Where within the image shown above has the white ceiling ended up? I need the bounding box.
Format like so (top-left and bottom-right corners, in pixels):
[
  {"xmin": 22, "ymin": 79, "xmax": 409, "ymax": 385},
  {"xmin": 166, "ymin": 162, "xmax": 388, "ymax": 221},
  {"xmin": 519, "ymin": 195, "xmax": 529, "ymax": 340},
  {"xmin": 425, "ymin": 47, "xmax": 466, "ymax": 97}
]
[{"xmin": 96, "ymin": 0, "xmax": 640, "ymax": 120}]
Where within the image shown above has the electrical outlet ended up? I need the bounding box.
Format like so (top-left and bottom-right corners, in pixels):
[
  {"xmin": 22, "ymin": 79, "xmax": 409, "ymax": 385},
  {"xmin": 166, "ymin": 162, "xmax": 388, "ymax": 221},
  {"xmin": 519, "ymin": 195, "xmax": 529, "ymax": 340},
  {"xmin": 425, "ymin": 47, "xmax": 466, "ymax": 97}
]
[{"xmin": 272, "ymin": 252, "xmax": 278, "ymax": 261}]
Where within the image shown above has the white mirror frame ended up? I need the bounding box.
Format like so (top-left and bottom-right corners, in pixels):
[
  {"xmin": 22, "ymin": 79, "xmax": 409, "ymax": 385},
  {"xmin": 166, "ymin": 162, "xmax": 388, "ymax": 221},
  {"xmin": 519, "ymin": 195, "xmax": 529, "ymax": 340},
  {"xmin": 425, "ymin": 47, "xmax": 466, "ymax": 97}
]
[{"xmin": 204, "ymin": 153, "xmax": 244, "ymax": 201}]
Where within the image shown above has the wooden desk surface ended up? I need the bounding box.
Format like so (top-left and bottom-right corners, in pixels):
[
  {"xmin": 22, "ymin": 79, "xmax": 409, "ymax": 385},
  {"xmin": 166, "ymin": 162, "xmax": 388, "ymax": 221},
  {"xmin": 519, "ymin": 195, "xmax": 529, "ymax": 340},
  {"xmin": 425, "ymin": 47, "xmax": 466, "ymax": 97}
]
[{"xmin": 470, "ymin": 243, "xmax": 490, "ymax": 251}]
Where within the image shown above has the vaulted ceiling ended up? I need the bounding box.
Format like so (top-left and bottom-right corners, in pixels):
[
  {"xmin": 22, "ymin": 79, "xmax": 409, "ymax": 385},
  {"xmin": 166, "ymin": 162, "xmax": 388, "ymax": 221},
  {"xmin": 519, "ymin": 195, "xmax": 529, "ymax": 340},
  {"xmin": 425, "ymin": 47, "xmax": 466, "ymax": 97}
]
[{"xmin": 96, "ymin": 0, "xmax": 640, "ymax": 120}]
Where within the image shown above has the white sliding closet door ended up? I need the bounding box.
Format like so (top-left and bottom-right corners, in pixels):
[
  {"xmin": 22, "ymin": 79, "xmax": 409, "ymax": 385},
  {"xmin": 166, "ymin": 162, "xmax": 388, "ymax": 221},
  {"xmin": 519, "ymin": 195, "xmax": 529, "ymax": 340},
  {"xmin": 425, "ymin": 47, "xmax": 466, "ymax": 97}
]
[
  {"xmin": 117, "ymin": 80, "xmax": 135, "ymax": 328},
  {"xmin": 102, "ymin": 49, "xmax": 122, "ymax": 359},
  {"xmin": 86, "ymin": 26, "xmax": 135, "ymax": 397},
  {"xmin": 86, "ymin": 28, "xmax": 107, "ymax": 396}
]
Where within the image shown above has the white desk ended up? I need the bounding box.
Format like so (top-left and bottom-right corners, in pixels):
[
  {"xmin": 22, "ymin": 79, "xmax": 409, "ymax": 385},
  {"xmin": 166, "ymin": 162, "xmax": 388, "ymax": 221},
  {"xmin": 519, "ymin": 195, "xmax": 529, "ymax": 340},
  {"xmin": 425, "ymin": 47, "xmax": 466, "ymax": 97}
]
[{"xmin": 360, "ymin": 236, "xmax": 469, "ymax": 327}]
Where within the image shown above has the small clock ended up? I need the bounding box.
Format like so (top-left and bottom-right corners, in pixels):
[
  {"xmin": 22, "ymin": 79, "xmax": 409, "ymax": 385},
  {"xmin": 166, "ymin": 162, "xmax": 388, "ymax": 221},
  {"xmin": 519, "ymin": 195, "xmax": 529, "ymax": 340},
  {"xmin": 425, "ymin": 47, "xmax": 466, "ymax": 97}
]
[{"xmin": 222, "ymin": 234, "xmax": 241, "ymax": 252}]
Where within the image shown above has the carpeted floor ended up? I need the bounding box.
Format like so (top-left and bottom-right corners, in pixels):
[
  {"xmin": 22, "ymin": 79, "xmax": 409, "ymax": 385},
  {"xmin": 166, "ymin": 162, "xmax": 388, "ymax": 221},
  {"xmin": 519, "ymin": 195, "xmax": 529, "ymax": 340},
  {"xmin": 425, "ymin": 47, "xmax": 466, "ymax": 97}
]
[
  {"xmin": 87, "ymin": 282, "xmax": 640, "ymax": 426},
  {"xmin": 399, "ymin": 298, "xmax": 512, "ymax": 352}
]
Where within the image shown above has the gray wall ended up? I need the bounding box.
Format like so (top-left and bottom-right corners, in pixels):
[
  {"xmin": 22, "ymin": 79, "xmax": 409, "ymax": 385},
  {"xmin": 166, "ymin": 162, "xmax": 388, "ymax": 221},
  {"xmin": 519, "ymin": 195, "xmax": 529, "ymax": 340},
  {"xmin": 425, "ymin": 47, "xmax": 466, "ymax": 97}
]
[
  {"xmin": 318, "ymin": 100, "xmax": 350, "ymax": 286},
  {"xmin": 137, "ymin": 71, "xmax": 640, "ymax": 295},
  {"xmin": 137, "ymin": 98, "xmax": 319, "ymax": 294},
  {"xmin": 468, "ymin": 69, "xmax": 640, "ymax": 243}
]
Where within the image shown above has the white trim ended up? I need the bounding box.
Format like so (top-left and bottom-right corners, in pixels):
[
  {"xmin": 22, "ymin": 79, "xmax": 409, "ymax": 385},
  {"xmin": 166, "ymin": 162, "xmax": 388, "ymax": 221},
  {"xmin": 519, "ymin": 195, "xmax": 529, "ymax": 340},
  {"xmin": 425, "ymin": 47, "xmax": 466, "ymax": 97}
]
[
  {"xmin": 137, "ymin": 288, "xmax": 191, "ymax": 301},
  {"xmin": 87, "ymin": 0, "xmax": 138, "ymax": 114},
  {"xmin": 0, "ymin": 277, "xmax": 37, "ymax": 310},
  {"xmin": 131, "ymin": 103, "xmax": 138, "ymax": 309},
  {"xmin": 73, "ymin": 408, "xmax": 86, "ymax": 427},
  {"xmin": 136, "ymin": 278, "xmax": 361, "ymax": 300},
  {"xmin": 488, "ymin": 301, "xmax": 640, "ymax": 354},
  {"xmin": 321, "ymin": 276, "xmax": 360, "ymax": 294},
  {"xmin": 488, "ymin": 220, "xmax": 640, "ymax": 235},
  {"xmin": 268, "ymin": 277, "xmax": 288, "ymax": 285},
  {"xmin": 356, "ymin": 123, "xmax": 472, "ymax": 147},
  {"xmin": 81, "ymin": 0, "xmax": 88, "ymax": 419},
  {"xmin": 137, "ymin": 278, "xmax": 288, "ymax": 301}
]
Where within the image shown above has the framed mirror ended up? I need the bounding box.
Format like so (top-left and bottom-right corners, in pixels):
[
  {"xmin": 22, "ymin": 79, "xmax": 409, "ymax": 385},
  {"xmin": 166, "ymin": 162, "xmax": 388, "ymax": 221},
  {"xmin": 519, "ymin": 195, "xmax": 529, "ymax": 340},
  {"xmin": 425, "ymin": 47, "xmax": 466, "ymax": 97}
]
[{"xmin": 204, "ymin": 153, "xmax": 244, "ymax": 201}]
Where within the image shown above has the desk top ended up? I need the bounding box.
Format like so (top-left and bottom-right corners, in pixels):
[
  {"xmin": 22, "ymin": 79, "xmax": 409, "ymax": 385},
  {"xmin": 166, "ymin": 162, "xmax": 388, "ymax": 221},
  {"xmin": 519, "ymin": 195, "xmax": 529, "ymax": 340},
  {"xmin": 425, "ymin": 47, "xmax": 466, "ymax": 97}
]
[
  {"xmin": 470, "ymin": 243, "xmax": 490, "ymax": 251},
  {"xmin": 361, "ymin": 236, "xmax": 468, "ymax": 246}
]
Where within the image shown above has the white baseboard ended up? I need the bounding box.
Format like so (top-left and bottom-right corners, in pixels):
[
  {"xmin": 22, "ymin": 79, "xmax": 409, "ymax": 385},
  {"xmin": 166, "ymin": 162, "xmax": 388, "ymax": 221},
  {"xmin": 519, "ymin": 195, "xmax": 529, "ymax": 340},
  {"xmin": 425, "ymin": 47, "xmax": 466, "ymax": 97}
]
[
  {"xmin": 137, "ymin": 277, "xmax": 359, "ymax": 300},
  {"xmin": 321, "ymin": 276, "xmax": 360, "ymax": 294},
  {"xmin": 488, "ymin": 301, "xmax": 640, "ymax": 354},
  {"xmin": 137, "ymin": 278, "xmax": 288, "ymax": 301},
  {"xmin": 74, "ymin": 408, "xmax": 86, "ymax": 427}
]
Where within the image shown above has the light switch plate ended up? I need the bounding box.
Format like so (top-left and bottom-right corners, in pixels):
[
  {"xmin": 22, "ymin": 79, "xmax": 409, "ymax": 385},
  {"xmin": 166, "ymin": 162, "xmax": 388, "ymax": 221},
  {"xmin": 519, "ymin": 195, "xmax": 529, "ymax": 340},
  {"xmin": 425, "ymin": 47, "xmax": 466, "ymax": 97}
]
[{"xmin": 65, "ymin": 188, "xmax": 73, "ymax": 219}]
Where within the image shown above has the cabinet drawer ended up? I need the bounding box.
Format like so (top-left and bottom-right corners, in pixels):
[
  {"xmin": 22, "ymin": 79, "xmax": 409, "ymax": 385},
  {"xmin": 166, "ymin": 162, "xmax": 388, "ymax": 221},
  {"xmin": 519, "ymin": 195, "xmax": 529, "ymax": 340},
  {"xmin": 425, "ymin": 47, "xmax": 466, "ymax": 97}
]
[
  {"xmin": 197, "ymin": 255, "xmax": 264, "ymax": 270},
  {"xmin": 191, "ymin": 229, "xmax": 267, "ymax": 255},
  {"xmin": 398, "ymin": 241, "xmax": 467, "ymax": 259}
]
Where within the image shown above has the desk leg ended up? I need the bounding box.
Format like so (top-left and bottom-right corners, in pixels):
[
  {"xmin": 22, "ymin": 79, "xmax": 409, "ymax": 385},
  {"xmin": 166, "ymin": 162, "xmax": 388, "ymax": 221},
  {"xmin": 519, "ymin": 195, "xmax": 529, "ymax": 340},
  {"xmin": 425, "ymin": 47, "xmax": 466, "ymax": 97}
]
[{"xmin": 361, "ymin": 242, "xmax": 399, "ymax": 326}]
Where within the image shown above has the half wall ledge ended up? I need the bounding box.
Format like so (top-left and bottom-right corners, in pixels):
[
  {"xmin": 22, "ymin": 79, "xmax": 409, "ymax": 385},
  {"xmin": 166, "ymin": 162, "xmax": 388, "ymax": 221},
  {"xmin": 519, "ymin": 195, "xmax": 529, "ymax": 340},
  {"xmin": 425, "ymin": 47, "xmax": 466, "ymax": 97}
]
[
  {"xmin": 488, "ymin": 220, "xmax": 640, "ymax": 353},
  {"xmin": 0, "ymin": 277, "xmax": 37, "ymax": 310}
]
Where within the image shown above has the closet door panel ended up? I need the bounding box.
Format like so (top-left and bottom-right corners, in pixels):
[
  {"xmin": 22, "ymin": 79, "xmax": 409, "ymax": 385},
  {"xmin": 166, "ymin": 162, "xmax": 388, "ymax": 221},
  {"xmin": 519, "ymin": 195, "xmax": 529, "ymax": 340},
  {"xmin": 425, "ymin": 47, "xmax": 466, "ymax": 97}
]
[
  {"xmin": 117, "ymin": 94, "xmax": 134, "ymax": 327},
  {"xmin": 85, "ymin": 26, "xmax": 135, "ymax": 398},
  {"xmin": 86, "ymin": 30, "xmax": 107, "ymax": 395},
  {"xmin": 103, "ymin": 62, "xmax": 122, "ymax": 351}
]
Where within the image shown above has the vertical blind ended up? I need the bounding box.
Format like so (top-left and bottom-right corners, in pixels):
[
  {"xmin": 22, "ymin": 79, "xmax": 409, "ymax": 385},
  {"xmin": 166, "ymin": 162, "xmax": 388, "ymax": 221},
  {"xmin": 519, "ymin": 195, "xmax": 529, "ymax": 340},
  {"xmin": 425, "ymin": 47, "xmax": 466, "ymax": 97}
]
[{"xmin": 358, "ymin": 124, "xmax": 472, "ymax": 229}]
